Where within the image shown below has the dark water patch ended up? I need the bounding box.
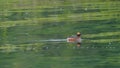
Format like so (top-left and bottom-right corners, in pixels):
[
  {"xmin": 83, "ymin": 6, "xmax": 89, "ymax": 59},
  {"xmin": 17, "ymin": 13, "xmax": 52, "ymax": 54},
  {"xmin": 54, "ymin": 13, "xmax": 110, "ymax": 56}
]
[
  {"xmin": 72, "ymin": 19, "xmax": 120, "ymax": 34},
  {"xmin": 97, "ymin": 48, "xmax": 120, "ymax": 58},
  {"xmin": 41, "ymin": 10, "xmax": 64, "ymax": 17},
  {"xmin": 72, "ymin": 7, "xmax": 108, "ymax": 14},
  {"xmin": 42, "ymin": 21, "xmax": 66, "ymax": 28},
  {"xmin": 95, "ymin": 65, "xmax": 120, "ymax": 68},
  {"xmin": 6, "ymin": 12, "xmax": 32, "ymax": 21}
]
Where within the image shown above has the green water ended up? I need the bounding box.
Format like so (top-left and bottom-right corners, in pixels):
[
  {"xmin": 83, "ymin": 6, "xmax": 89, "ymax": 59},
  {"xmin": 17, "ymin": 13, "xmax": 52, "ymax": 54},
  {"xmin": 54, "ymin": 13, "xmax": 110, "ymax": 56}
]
[{"xmin": 0, "ymin": 0, "xmax": 120, "ymax": 68}]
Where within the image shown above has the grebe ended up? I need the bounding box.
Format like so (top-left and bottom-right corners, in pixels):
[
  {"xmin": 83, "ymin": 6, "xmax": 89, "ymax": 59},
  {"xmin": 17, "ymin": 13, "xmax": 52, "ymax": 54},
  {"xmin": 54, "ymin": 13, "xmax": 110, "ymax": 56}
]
[{"xmin": 67, "ymin": 32, "xmax": 81, "ymax": 46}]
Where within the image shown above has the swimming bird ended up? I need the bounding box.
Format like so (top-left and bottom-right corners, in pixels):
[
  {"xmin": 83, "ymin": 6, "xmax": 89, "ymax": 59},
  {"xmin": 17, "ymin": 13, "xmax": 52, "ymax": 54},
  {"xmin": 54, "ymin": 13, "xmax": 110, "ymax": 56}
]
[{"xmin": 67, "ymin": 32, "xmax": 82, "ymax": 47}]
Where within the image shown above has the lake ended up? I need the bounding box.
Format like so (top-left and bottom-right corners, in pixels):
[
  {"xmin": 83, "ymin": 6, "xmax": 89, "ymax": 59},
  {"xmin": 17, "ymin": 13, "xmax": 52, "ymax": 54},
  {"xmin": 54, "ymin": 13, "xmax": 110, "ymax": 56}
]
[{"xmin": 0, "ymin": 0, "xmax": 120, "ymax": 68}]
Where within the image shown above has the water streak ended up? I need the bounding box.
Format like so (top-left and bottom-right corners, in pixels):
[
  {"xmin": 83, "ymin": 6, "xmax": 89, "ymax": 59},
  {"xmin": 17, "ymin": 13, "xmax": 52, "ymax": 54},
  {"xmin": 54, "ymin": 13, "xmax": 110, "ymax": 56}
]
[{"xmin": 40, "ymin": 39, "xmax": 67, "ymax": 42}]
